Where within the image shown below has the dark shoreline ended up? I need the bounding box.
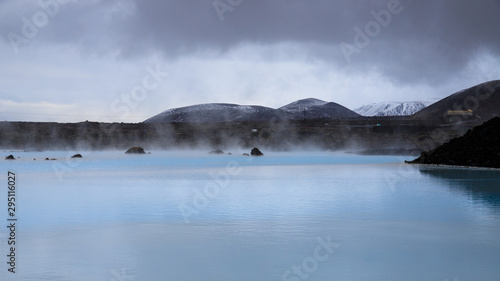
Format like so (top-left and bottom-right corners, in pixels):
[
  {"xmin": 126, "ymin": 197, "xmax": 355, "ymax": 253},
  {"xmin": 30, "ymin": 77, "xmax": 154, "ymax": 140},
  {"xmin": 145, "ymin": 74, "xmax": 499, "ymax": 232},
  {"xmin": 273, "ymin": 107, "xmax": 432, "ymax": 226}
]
[
  {"xmin": 0, "ymin": 117, "xmax": 477, "ymax": 153},
  {"xmin": 349, "ymin": 148, "xmax": 422, "ymax": 156},
  {"xmin": 406, "ymin": 162, "xmax": 500, "ymax": 171}
]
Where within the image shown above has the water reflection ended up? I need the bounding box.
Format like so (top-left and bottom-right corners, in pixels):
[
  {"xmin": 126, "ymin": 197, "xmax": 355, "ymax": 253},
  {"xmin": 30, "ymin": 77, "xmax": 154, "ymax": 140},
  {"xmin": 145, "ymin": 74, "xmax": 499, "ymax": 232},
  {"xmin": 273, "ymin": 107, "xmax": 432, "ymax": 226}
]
[{"xmin": 419, "ymin": 167, "xmax": 500, "ymax": 211}]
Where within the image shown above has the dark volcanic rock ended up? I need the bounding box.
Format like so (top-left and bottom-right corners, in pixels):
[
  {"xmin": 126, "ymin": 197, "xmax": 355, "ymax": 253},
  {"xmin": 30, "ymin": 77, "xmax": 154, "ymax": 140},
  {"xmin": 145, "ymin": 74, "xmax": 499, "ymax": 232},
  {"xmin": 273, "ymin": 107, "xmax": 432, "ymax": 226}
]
[
  {"xmin": 408, "ymin": 117, "xmax": 500, "ymax": 168},
  {"xmin": 5, "ymin": 155, "xmax": 15, "ymax": 160},
  {"xmin": 71, "ymin": 154, "xmax": 83, "ymax": 158},
  {"xmin": 209, "ymin": 149, "xmax": 225, "ymax": 155},
  {"xmin": 125, "ymin": 147, "xmax": 146, "ymax": 154},
  {"xmin": 251, "ymin": 147, "xmax": 264, "ymax": 156}
]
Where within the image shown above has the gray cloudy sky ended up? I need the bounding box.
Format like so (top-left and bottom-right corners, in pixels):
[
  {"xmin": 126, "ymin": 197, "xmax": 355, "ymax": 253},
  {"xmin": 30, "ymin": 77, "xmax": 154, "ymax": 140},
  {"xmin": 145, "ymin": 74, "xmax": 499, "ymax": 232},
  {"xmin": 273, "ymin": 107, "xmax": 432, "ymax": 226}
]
[{"xmin": 1, "ymin": 0, "xmax": 499, "ymax": 122}]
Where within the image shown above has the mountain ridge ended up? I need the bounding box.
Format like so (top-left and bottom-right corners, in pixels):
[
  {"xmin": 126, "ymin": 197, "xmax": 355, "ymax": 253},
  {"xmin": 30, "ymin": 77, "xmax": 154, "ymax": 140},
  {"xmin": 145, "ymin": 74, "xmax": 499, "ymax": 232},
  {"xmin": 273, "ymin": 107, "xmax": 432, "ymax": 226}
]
[
  {"xmin": 144, "ymin": 80, "xmax": 500, "ymax": 123},
  {"xmin": 144, "ymin": 98, "xmax": 361, "ymax": 123}
]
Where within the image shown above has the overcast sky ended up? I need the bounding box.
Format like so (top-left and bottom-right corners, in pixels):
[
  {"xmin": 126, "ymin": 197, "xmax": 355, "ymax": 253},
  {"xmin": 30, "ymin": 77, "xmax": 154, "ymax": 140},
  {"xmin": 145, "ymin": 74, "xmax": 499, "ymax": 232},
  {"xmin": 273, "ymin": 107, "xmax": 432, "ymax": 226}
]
[{"xmin": 1, "ymin": 0, "xmax": 499, "ymax": 122}]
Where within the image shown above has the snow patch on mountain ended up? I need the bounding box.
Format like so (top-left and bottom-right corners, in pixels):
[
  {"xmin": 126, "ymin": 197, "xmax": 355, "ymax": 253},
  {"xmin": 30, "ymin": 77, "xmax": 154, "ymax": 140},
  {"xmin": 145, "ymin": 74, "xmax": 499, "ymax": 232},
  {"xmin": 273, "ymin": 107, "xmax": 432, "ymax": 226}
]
[
  {"xmin": 353, "ymin": 101, "xmax": 434, "ymax": 117},
  {"xmin": 144, "ymin": 103, "xmax": 279, "ymax": 123},
  {"xmin": 279, "ymin": 98, "xmax": 329, "ymax": 111},
  {"xmin": 278, "ymin": 98, "xmax": 361, "ymax": 120}
]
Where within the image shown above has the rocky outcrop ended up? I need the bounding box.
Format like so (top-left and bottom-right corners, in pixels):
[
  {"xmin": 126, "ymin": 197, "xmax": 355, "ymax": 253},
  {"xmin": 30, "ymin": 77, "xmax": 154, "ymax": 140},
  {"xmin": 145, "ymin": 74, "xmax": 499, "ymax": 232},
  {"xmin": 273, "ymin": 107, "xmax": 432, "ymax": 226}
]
[
  {"xmin": 408, "ymin": 117, "xmax": 500, "ymax": 168},
  {"xmin": 125, "ymin": 147, "xmax": 146, "ymax": 154},
  {"xmin": 251, "ymin": 147, "xmax": 264, "ymax": 156},
  {"xmin": 71, "ymin": 154, "xmax": 83, "ymax": 158},
  {"xmin": 209, "ymin": 149, "xmax": 225, "ymax": 155},
  {"xmin": 5, "ymin": 155, "xmax": 15, "ymax": 160}
]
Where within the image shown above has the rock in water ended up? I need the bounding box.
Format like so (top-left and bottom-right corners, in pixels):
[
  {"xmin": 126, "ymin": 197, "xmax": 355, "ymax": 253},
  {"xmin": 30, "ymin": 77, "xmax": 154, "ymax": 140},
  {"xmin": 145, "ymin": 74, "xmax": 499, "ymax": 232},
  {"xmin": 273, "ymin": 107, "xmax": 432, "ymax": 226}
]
[
  {"xmin": 209, "ymin": 149, "xmax": 225, "ymax": 155},
  {"xmin": 5, "ymin": 155, "xmax": 15, "ymax": 160},
  {"xmin": 125, "ymin": 147, "xmax": 146, "ymax": 154},
  {"xmin": 251, "ymin": 147, "xmax": 264, "ymax": 156},
  {"xmin": 71, "ymin": 154, "xmax": 83, "ymax": 158}
]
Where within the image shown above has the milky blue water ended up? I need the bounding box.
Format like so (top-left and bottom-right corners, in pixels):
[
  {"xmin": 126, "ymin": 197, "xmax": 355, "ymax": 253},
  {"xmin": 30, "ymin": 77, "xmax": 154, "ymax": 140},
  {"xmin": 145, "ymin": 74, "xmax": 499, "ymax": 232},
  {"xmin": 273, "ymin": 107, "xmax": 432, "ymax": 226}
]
[{"xmin": 1, "ymin": 150, "xmax": 500, "ymax": 281}]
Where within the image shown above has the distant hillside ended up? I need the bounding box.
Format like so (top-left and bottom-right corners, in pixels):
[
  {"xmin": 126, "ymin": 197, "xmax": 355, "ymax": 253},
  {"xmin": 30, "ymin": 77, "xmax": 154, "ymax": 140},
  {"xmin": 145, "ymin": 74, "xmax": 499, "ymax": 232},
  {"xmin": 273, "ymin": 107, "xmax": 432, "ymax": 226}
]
[
  {"xmin": 144, "ymin": 80, "xmax": 500, "ymax": 124},
  {"xmin": 354, "ymin": 101, "xmax": 432, "ymax": 116},
  {"xmin": 411, "ymin": 80, "xmax": 500, "ymax": 123},
  {"xmin": 408, "ymin": 117, "xmax": 500, "ymax": 168},
  {"xmin": 144, "ymin": 103, "xmax": 280, "ymax": 123},
  {"xmin": 144, "ymin": 98, "xmax": 360, "ymax": 123},
  {"xmin": 278, "ymin": 98, "xmax": 361, "ymax": 120}
]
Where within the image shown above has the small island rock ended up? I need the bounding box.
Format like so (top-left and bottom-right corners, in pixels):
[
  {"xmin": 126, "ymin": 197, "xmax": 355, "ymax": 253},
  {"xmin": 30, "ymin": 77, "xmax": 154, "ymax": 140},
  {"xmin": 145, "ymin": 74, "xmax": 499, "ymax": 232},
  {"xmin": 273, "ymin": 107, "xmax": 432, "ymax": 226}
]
[
  {"xmin": 5, "ymin": 155, "xmax": 15, "ymax": 160},
  {"xmin": 125, "ymin": 147, "xmax": 146, "ymax": 154},
  {"xmin": 71, "ymin": 154, "xmax": 83, "ymax": 158},
  {"xmin": 209, "ymin": 149, "xmax": 225, "ymax": 155},
  {"xmin": 251, "ymin": 147, "xmax": 264, "ymax": 156}
]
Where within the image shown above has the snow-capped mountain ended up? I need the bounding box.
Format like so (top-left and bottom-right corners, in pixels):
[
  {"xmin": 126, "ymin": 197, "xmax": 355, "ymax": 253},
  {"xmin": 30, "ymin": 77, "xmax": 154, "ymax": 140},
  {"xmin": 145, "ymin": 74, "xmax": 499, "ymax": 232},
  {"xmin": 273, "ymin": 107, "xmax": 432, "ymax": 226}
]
[
  {"xmin": 144, "ymin": 98, "xmax": 361, "ymax": 123},
  {"xmin": 353, "ymin": 101, "xmax": 433, "ymax": 117}
]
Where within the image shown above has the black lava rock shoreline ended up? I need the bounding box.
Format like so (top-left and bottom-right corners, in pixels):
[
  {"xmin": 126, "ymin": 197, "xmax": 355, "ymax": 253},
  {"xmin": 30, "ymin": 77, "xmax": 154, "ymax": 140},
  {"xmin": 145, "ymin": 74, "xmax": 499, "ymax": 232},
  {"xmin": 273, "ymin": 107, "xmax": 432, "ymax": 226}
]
[{"xmin": 408, "ymin": 117, "xmax": 500, "ymax": 169}]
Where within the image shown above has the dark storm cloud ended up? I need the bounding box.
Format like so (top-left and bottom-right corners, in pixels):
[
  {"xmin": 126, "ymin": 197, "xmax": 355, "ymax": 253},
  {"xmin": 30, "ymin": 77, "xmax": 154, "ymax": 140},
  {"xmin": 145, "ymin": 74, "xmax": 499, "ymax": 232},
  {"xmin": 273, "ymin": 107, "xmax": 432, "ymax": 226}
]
[
  {"xmin": 2, "ymin": 0, "xmax": 499, "ymax": 84},
  {"xmin": 123, "ymin": 0, "xmax": 500, "ymax": 84}
]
